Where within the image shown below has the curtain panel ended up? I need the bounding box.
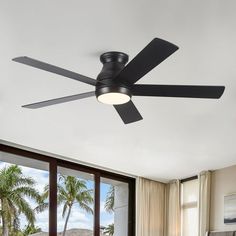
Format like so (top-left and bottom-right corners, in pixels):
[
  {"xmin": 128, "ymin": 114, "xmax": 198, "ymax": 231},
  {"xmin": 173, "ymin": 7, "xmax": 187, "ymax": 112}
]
[
  {"xmin": 198, "ymin": 171, "xmax": 211, "ymax": 236},
  {"xmin": 136, "ymin": 177, "xmax": 166, "ymax": 236},
  {"xmin": 165, "ymin": 180, "xmax": 181, "ymax": 236}
]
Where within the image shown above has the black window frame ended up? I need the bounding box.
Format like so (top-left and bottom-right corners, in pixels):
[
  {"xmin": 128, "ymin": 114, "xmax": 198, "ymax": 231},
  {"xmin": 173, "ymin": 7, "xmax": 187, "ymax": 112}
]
[{"xmin": 0, "ymin": 143, "xmax": 135, "ymax": 236}]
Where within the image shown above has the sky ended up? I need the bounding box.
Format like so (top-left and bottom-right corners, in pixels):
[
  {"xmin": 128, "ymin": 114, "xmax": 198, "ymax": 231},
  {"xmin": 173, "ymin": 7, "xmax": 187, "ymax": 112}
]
[{"xmin": 0, "ymin": 161, "xmax": 114, "ymax": 232}]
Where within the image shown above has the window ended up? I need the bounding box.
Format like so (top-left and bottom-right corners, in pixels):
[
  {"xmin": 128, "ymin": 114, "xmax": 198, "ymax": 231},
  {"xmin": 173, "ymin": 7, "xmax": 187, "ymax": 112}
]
[
  {"xmin": 181, "ymin": 178, "xmax": 199, "ymax": 236},
  {"xmin": 0, "ymin": 150, "xmax": 49, "ymax": 235},
  {"xmin": 100, "ymin": 177, "xmax": 129, "ymax": 236},
  {"xmin": 0, "ymin": 144, "xmax": 135, "ymax": 236},
  {"xmin": 57, "ymin": 167, "xmax": 95, "ymax": 235}
]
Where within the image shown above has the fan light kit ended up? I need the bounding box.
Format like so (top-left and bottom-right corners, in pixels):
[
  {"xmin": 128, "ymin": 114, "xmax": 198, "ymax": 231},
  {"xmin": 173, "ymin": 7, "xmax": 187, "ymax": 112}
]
[
  {"xmin": 12, "ymin": 38, "xmax": 225, "ymax": 124},
  {"xmin": 97, "ymin": 92, "xmax": 131, "ymax": 105},
  {"xmin": 95, "ymin": 52, "xmax": 132, "ymax": 105}
]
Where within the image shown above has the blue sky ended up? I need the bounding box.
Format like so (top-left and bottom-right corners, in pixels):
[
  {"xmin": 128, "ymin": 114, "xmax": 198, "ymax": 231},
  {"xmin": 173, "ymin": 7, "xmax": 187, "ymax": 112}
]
[{"xmin": 0, "ymin": 161, "xmax": 114, "ymax": 232}]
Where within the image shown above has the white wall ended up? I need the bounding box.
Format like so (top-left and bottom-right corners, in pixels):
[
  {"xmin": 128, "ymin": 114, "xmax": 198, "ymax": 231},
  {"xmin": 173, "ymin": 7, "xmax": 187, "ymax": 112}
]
[
  {"xmin": 114, "ymin": 183, "xmax": 128, "ymax": 236},
  {"xmin": 210, "ymin": 164, "xmax": 236, "ymax": 231}
]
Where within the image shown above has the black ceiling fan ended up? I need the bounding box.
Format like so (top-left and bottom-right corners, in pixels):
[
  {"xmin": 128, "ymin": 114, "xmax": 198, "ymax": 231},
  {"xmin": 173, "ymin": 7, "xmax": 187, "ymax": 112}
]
[{"xmin": 13, "ymin": 38, "xmax": 225, "ymax": 124}]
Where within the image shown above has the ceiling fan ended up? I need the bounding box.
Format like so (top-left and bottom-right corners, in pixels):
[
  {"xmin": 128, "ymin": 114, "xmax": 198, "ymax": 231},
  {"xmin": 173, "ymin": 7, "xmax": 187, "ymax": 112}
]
[{"xmin": 13, "ymin": 38, "xmax": 225, "ymax": 124}]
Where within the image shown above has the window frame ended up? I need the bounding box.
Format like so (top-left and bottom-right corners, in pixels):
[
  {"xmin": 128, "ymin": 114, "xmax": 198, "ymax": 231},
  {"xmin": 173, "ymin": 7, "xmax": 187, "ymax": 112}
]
[{"xmin": 0, "ymin": 143, "xmax": 135, "ymax": 236}]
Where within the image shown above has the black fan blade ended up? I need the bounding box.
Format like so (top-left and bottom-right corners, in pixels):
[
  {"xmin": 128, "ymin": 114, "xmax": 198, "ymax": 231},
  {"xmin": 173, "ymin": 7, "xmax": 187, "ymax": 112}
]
[
  {"xmin": 115, "ymin": 38, "xmax": 179, "ymax": 85},
  {"xmin": 114, "ymin": 101, "xmax": 143, "ymax": 124},
  {"xmin": 22, "ymin": 91, "xmax": 95, "ymax": 109},
  {"xmin": 13, "ymin": 57, "xmax": 97, "ymax": 86},
  {"xmin": 132, "ymin": 84, "xmax": 225, "ymax": 99}
]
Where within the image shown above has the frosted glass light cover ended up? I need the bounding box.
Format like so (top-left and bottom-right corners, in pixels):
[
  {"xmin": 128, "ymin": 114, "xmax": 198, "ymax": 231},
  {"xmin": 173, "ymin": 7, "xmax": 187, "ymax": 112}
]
[{"xmin": 97, "ymin": 92, "xmax": 130, "ymax": 105}]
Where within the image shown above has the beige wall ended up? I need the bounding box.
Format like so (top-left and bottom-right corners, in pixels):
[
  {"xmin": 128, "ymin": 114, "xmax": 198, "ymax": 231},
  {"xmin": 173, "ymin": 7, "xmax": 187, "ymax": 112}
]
[{"xmin": 210, "ymin": 164, "xmax": 236, "ymax": 231}]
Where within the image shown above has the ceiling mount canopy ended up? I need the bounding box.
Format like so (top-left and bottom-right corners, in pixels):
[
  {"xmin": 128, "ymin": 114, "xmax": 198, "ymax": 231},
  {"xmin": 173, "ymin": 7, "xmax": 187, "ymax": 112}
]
[{"xmin": 12, "ymin": 38, "xmax": 225, "ymax": 124}]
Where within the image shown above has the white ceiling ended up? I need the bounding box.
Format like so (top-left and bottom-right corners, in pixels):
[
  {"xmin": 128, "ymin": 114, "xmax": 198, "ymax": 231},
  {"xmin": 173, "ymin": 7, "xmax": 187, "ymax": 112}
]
[{"xmin": 1, "ymin": 0, "xmax": 236, "ymax": 182}]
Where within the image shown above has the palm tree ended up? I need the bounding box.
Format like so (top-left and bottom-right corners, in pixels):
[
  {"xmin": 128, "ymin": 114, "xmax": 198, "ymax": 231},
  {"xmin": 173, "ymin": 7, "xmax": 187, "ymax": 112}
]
[
  {"xmin": 59, "ymin": 175, "xmax": 93, "ymax": 236},
  {"xmin": 104, "ymin": 186, "xmax": 114, "ymax": 213},
  {"xmin": 104, "ymin": 223, "xmax": 114, "ymax": 236},
  {"xmin": 104, "ymin": 185, "xmax": 115, "ymax": 236},
  {"xmin": 42, "ymin": 175, "xmax": 93, "ymax": 236},
  {"xmin": 23, "ymin": 223, "xmax": 41, "ymax": 235},
  {"xmin": 0, "ymin": 165, "xmax": 41, "ymax": 236}
]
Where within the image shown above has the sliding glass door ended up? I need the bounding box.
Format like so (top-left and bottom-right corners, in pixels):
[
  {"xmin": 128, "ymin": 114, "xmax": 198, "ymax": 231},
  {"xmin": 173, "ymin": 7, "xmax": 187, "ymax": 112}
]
[
  {"xmin": 100, "ymin": 177, "xmax": 129, "ymax": 236},
  {"xmin": 57, "ymin": 167, "xmax": 95, "ymax": 236},
  {"xmin": 0, "ymin": 144, "xmax": 135, "ymax": 236}
]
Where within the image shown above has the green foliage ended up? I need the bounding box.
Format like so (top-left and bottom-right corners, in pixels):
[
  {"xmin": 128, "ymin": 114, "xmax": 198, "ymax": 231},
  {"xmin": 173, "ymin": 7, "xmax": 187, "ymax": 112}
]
[
  {"xmin": 59, "ymin": 175, "xmax": 94, "ymax": 236},
  {"xmin": 0, "ymin": 165, "xmax": 95, "ymax": 236},
  {"xmin": 22, "ymin": 224, "xmax": 41, "ymax": 236},
  {"xmin": 104, "ymin": 185, "xmax": 115, "ymax": 236},
  {"xmin": 104, "ymin": 223, "xmax": 114, "ymax": 236},
  {"xmin": 57, "ymin": 175, "xmax": 94, "ymax": 216},
  {"xmin": 0, "ymin": 165, "xmax": 41, "ymax": 236},
  {"xmin": 42, "ymin": 174, "xmax": 94, "ymax": 236},
  {"xmin": 104, "ymin": 186, "xmax": 114, "ymax": 213}
]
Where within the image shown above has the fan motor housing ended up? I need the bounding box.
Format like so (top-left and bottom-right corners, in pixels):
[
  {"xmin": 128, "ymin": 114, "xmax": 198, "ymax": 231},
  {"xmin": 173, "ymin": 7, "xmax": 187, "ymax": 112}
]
[{"xmin": 95, "ymin": 51, "xmax": 132, "ymax": 102}]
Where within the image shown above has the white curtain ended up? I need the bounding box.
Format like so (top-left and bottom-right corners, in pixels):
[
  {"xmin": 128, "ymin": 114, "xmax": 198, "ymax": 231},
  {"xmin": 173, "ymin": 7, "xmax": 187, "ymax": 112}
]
[
  {"xmin": 198, "ymin": 171, "xmax": 211, "ymax": 236},
  {"xmin": 165, "ymin": 180, "xmax": 181, "ymax": 236},
  {"xmin": 136, "ymin": 177, "xmax": 166, "ymax": 236}
]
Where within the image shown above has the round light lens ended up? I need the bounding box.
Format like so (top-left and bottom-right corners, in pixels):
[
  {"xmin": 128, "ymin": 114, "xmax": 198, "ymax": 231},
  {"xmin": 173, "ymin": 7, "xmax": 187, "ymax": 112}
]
[{"xmin": 97, "ymin": 92, "xmax": 131, "ymax": 105}]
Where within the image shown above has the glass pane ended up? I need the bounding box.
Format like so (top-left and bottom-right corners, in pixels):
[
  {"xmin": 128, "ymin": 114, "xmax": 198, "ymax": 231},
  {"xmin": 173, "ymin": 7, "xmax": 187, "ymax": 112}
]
[
  {"xmin": 0, "ymin": 150, "xmax": 49, "ymax": 235},
  {"xmin": 182, "ymin": 207, "xmax": 198, "ymax": 236},
  {"xmin": 182, "ymin": 179, "xmax": 198, "ymax": 204},
  {"xmin": 57, "ymin": 167, "xmax": 94, "ymax": 235},
  {"xmin": 181, "ymin": 179, "xmax": 199, "ymax": 236},
  {"xmin": 100, "ymin": 177, "xmax": 128, "ymax": 236}
]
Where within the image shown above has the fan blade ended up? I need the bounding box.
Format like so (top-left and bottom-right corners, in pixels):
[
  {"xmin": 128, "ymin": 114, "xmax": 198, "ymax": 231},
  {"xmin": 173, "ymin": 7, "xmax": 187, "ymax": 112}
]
[
  {"xmin": 13, "ymin": 57, "xmax": 97, "ymax": 86},
  {"xmin": 114, "ymin": 101, "xmax": 143, "ymax": 124},
  {"xmin": 22, "ymin": 91, "xmax": 95, "ymax": 109},
  {"xmin": 132, "ymin": 84, "xmax": 225, "ymax": 99},
  {"xmin": 115, "ymin": 38, "xmax": 179, "ymax": 85}
]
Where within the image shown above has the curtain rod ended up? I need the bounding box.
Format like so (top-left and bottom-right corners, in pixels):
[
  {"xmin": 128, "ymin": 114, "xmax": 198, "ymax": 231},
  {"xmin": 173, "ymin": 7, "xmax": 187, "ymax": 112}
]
[{"xmin": 180, "ymin": 175, "xmax": 198, "ymax": 183}]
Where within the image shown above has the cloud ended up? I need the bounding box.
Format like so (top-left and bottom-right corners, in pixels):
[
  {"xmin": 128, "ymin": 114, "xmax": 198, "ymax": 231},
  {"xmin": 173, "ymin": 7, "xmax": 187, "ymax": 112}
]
[
  {"xmin": 19, "ymin": 165, "xmax": 49, "ymax": 193},
  {"xmin": 100, "ymin": 201, "xmax": 106, "ymax": 213},
  {"xmin": 57, "ymin": 204, "xmax": 93, "ymax": 232},
  {"xmin": 100, "ymin": 201, "xmax": 114, "ymax": 227},
  {"xmin": 19, "ymin": 204, "xmax": 93, "ymax": 232}
]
